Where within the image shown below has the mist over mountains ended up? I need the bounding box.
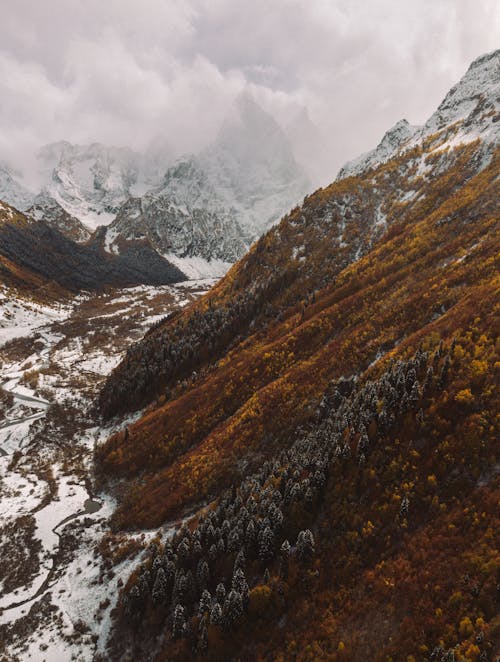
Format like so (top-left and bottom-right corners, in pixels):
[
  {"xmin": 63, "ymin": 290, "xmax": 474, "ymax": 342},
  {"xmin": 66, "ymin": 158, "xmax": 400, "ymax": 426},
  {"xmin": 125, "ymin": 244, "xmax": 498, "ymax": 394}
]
[{"xmin": 0, "ymin": 95, "xmax": 312, "ymax": 277}]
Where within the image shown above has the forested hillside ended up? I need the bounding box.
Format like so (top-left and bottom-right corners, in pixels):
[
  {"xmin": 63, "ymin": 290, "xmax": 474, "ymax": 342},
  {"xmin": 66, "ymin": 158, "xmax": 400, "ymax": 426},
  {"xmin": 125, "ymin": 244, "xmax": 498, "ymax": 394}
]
[{"xmin": 96, "ymin": 51, "xmax": 499, "ymax": 660}]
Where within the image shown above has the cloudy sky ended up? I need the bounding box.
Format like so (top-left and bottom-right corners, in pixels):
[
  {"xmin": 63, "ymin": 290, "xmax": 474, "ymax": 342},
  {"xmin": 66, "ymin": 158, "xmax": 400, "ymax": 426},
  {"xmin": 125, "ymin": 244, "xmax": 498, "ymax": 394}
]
[{"xmin": 1, "ymin": 0, "xmax": 498, "ymax": 186}]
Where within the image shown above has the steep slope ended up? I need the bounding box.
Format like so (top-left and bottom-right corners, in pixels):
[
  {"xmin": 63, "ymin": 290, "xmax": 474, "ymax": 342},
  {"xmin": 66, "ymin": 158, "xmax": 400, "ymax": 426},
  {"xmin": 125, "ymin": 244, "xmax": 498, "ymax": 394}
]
[
  {"xmin": 95, "ymin": 50, "xmax": 499, "ymax": 661},
  {"xmin": 339, "ymin": 48, "xmax": 499, "ymax": 180},
  {"xmin": 337, "ymin": 118, "xmax": 420, "ymax": 180},
  {"xmin": 0, "ymin": 201, "xmax": 68, "ymax": 301},
  {"xmin": 0, "ymin": 201, "xmax": 186, "ymax": 292},
  {"xmin": 35, "ymin": 141, "xmax": 162, "ymax": 230},
  {"xmin": 26, "ymin": 191, "xmax": 91, "ymax": 242},
  {"xmin": 102, "ymin": 96, "xmax": 309, "ymax": 271},
  {"xmin": 103, "ymin": 160, "xmax": 248, "ymax": 267}
]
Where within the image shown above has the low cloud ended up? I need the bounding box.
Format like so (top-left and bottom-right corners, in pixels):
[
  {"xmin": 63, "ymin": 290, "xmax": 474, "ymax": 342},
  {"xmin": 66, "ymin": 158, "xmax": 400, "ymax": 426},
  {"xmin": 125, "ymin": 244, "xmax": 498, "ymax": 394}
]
[{"xmin": 0, "ymin": 0, "xmax": 498, "ymax": 187}]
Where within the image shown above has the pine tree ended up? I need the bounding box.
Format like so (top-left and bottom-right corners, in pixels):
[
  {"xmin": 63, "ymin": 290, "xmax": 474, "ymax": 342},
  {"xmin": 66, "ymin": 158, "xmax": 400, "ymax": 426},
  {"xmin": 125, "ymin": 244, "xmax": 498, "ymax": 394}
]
[
  {"xmin": 215, "ymin": 582, "xmax": 226, "ymax": 606},
  {"xmin": 196, "ymin": 559, "xmax": 210, "ymax": 591},
  {"xmin": 258, "ymin": 526, "xmax": 275, "ymax": 563},
  {"xmin": 297, "ymin": 529, "xmax": 315, "ymax": 565},
  {"xmin": 399, "ymin": 495, "xmax": 409, "ymax": 519},
  {"xmin": 424, "ymin": 365, "xmax": 434, "ymax": 392},
  {"xmin": 410, "ymin": 380, "xmax": 420, "ymax": 404},
  {"xmin": 172, "ymin": 604, "xmax": 186, "ymax": 640},
  {"xmin": 210, "ymin": 602, "xmax": 222, "ymax": 626},
  {"xmin": 232, "ymin": 568, "xmax": 249, "ymax": 609},
  {"xmin": 222, "ymin": 589, "xmax": 243, "ymax": 630},
  {"xmin": 152, "ymin": 567, "xmax": 167, "ymax": 605},
  {"xmin": 234, "ymin": 549, "xmax": 246, "ymax": 574},
  {"xmin": 279, "ymin": 540, "xmax": 291, "ymax": 580},
  {"xmin": 357, "ymin": 431, "xmax": 369, "ymax": 456},
  {"xmin": 198, "ymin": 589, "xmax": 211, "ymax": 617}
]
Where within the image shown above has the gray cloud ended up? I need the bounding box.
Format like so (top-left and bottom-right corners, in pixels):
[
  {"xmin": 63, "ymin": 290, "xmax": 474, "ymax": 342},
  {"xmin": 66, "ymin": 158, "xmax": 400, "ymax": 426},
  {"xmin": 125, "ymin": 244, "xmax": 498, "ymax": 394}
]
[{"xmin": 0, "ymin": 0, "xmax": 498, "ymax": 187}]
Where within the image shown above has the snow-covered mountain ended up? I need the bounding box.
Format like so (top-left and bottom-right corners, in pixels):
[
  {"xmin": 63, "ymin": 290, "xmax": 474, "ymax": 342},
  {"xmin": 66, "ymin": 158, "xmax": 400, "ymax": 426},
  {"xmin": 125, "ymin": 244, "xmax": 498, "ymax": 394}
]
[
  {"xmin": 194, "ymin": 94, "xmax": 310, "ymax": 236},
  {"xmin": 26, "ymin": 191, "xmax": 91, "ymax": 242},
  {"xmin": 338, "ymin": 48, "xmax": 499, "ymax": 180},
  {"xmin": 102, "ymin": 159, "xmax": 248, "ymax": 275},
  {"xmin": 0, "ymin": 164, "xmax": 34, "ymax": 212},
  {"xmin": 0, "ymin": 97, "xmax": 310, "ymax": 276},
  {"xmin": 35, "ymin": 141, "xmax": 171, "ymax": 231},
  {"xmin": 337, "ymin": 119, "xmax": 420, "ymax": 180},
  {"xmin": 422, "ymin": 48, "xmax": 499, "ymax": 138},
  {"xmin": 96, "ymin": 96, "xmax": 310, "ymax": 276}
]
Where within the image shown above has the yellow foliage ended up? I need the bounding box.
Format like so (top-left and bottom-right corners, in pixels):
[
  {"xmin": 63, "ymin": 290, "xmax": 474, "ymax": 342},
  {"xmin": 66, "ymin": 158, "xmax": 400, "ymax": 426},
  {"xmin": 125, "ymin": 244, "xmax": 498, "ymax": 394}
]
[
  {"xmin": 470, "ymin": 359, "xmax": 488, "ymax": 378},
  {"xmin": 459, "ymin": 616, "xmax": 474, "ymax": 636},
  {"xmin": 455, "ymin": 388, "xmax": 475, "ymax": 405}
]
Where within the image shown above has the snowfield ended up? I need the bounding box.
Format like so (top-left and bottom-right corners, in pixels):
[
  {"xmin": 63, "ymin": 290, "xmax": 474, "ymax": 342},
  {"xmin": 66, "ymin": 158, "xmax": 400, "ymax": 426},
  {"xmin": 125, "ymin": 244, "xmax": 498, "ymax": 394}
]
[{"xmin": 0, "ymin": 279, "xmax": 213, "ymax": 660}]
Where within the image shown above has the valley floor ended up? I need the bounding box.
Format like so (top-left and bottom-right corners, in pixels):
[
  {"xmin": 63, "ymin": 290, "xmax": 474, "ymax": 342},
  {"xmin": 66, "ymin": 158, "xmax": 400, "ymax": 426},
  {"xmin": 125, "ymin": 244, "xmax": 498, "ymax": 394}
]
[{"xmin": 0, "ymin": 280, "xmax": 213, "ymax": 661}]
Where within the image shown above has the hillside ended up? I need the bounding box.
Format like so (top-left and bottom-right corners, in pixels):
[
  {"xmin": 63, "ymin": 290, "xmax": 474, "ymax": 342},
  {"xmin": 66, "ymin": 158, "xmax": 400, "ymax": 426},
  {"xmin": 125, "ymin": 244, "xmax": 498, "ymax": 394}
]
[
  {"xmin": 94, "ymin": 50, "xmax": 500, "ymax": 660},
  {"xmin": 0, "ymin": 201, "xmax": 186, "ymax": 293}
]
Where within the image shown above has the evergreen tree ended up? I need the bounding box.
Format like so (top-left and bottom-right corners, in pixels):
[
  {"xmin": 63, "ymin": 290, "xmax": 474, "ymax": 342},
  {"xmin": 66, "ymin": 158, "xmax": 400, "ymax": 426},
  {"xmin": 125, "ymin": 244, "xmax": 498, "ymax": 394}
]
[
  {"xmin": 198, "ymin": 589, "xmax": 212, "ymax": 617},
  {"xmin": 196, "ymin": 559, "xmax": 210, "ymax": 591},
  {"xmin": 258, "ymin": 526, "xmax": 275, "ymax": 563},
  {"xmin": 152, "ymin": 567, "xmax": 167, "ymax": 605},
  {"xmin": 172, "ymin": 604, "xmax": 186, "ymax": 640},
  {"xmin": 297, "ymin": 529, "xmax": 315, "ymax": 565},
  {"xmin": 222, "ymin": 589, "xmax": 243, "ymax": 630},
  {"xmin": 210, "ymin": 602, "xmax": 222, "ymax": 626},
  {"xmin": 215, "ymin": 582, "xmax": 226, "ymax": 606},
  {"xmin": 234, "ymin": 549, "xmax": 246, "ymax": 573},
  {"xmin": 232, "ymin": 568, "xmax": 249, "ymax": 609},
  {"xmin": 399, "ymin": 495, "xmax": 410, "ymax": 519},
  {"xmin": 279, "ymin": 540, "xmax": 291, "ymax": 580}
]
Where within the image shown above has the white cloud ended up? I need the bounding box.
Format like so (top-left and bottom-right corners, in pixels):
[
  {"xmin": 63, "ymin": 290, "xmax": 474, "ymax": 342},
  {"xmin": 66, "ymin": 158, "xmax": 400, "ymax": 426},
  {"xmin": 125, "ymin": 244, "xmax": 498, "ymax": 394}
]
[{"xmin": 0, "ymin": 0, "xmax": 498, "ymax": 187}]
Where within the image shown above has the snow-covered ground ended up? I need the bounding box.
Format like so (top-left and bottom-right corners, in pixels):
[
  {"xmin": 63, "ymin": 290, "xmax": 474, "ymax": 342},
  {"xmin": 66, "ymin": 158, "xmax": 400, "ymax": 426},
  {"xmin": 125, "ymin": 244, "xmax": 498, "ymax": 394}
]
[
  {"xmin": 0, "ymin": 288, "xmax": 74, "ymax": 347},
  {"xmin": 0, "ymin": 279, "xmax": 214, "ymax": 660}
]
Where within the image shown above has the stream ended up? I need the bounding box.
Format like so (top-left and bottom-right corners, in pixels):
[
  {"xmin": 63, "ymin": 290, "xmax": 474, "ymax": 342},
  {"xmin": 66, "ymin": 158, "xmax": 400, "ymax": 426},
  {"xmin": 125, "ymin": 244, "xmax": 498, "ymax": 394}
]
[{"xmin": 1, "ymin": 496, "xmax": 102, "ymax": 612}]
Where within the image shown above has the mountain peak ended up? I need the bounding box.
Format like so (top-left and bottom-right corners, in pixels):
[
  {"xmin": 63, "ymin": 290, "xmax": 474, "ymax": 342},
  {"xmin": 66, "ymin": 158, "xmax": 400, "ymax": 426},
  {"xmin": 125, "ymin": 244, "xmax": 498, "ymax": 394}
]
[
  {"xmin": 337, "ymin": 118, "xmax": 419, "ymax": 180},
  {"xmin": 0, "ymin": 164, "xmax": 34, "ymax": 212},
  {"xmin": 338, "ymin": 49, "xmax": 499, "ymax": 181},
  {"xmin": 423, "ymin": 48, "xmax": 499, "ymax": 136},
  {"xmin": 200, "ymin": 96, "xmax": 310, "ymax": 234}
]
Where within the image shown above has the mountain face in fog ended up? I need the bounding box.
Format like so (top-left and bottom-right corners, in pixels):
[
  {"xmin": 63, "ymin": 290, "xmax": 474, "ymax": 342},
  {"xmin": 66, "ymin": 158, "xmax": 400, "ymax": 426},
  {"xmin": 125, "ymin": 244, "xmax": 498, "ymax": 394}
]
[{"xmin": 0, "ymin": 98, "xmax": 310, "ymax": 275}]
